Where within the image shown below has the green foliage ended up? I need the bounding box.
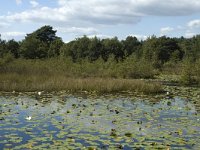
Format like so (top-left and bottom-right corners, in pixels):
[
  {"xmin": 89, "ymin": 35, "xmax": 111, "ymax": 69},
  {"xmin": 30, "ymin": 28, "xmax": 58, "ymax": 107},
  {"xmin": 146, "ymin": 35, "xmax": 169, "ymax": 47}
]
[
  {"xmin": 6, "ymin": 39, "xmax": 20, "ymax": 58},
  {"xmin": 31, "ymin": 25, "xmax": 57, "ymax": 43},
  {"xmin": 191, "ymin": 35, "xmax": 200, "ymax": 60},
  {"xmin": 88, "ymin": 36, "xmax": 102, "ymax": 61},
  {"xmin": 142, "ymin": 36, "xmax": 183, "ymax": 68},
  {"xmin": 118, "ymin": 56, "xmax": 155, "ymax": 79},
  {"xmin": 0, "ymin": 26, "xmax": 200, "ymax": 65},
  {"xmin": 0, "ymin": 36, "xmax": 8, "ymax": 58},
  {"xmin": 180, "ymin": 58, "xmax": 195, "ymax": 85},
  {"xmin": 1, "ymin": 26, "xmax": 200, "ymax": 88},
  {"xmin": 1, "ymin": 57, "xmax": 156, "ymax": 80},
  {"xmin": 101, "ymin": 37, "xmax": 124, "ymax": 61},
  {"xmin": 122, "ymin": 36, "xmax": 141, "ymax": 57},
  {"xmin": 0, "ymin": 58, "xmax": 162, "ymax": 93},
  {"xmin": 74, "ymin": 35, "xmax": 91, "ymax": 60},
  {"xmin": 19, "ymin": 25, "xmax": 60, "ymax": 59},
  {"xmin": 60, "ymin": 36, "xmax": 91, "ymax": 61},
  {"xmin": 142, "ymin": 36, "xmax": 157, "ymax": 61},
  {"xmin": 180, "ymin": 57, "xmax": 200, "ymax": 86},
  {"xmin": 0, "ymin": 53, "xmax": 14, "ymax": 67},
  {"xmin": 59, "ymin": 41, "xmax": 73, "ymax": 58},
  {"xmin": 20, "ymin": 36, "xmax": 48, "ymax": 59},
  {"xmin": 179, "ymin": 35, "xmax": 200, "ymax": 61},
  {"xmin": 194, "ymin": 59, "xmax": 200, "ymax": 85},
  {"xmin": 48, "ymin": 38, "xmax": 63, "ymax": 57},
  {"xmin": 0, "ymin": 35, "xmax": 20, "ymax": 58}
]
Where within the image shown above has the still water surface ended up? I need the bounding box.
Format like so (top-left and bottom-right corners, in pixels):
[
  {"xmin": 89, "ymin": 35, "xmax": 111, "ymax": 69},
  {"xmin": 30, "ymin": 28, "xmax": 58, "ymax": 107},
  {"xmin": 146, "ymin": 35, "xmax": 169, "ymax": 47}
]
[{"xmin": 0, "ymin": 93, "xmax": 199, "ymax": 149}]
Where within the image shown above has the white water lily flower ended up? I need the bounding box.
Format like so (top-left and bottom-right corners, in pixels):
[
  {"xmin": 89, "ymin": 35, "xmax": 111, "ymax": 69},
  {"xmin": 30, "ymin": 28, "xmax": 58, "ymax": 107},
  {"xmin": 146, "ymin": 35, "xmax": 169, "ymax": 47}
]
[{"xmin": 26, "ymin": 116, "xmax": 32, "ymax": 120}]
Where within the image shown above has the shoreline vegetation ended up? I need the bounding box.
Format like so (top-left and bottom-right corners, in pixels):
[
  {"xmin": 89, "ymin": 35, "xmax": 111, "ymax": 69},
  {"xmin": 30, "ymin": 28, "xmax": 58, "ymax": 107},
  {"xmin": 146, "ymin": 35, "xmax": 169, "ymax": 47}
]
[
  {"xmin": 0, "ymin": 25, "xmax": 200, "ymax": 94},
  {"xmin": 0, "ymin": 58, "xmax": 199, "ymax": 95},
  {"xmin": 0, "ymin": 75, "xmax": 163, "ymax": 94},
  {"xmin": 0, "ymin": 58, "xmax": 162, "ymax": 94}
]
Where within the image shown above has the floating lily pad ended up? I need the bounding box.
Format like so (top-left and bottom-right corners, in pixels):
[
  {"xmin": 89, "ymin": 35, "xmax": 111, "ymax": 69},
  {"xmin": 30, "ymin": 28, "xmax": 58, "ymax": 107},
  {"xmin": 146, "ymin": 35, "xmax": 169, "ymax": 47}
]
[{"xmin": 0, "ymin": 91, "xmax": 199, "ymax": 149}]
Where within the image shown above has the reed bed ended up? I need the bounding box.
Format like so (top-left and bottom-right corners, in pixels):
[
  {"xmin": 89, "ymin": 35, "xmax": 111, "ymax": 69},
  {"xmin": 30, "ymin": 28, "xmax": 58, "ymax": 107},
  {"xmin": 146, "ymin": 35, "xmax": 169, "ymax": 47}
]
[
  {"xmin": 0, "ymin": 73, "xmax": 162, "ymax": 94},
  {"xmin": 0, "ymin": 59, "xmax": 163, "ymax": 94}
]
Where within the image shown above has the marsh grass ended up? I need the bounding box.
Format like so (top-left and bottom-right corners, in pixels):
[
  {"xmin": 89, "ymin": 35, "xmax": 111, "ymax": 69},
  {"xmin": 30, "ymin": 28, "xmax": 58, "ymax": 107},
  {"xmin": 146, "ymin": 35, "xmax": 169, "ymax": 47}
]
[
  {"xmin": 0, "ymin": 58, "xmax": 162, "ymax": 93},
  {"xmin": 0, "ymin": 73, "xmax": 162, "ymax": 94}
]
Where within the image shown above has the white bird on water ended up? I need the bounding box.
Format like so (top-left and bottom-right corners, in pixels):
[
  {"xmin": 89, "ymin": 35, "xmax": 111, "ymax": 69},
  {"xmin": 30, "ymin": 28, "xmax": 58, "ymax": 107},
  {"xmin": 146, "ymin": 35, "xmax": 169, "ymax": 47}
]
[{"xmin": 26, "ymin": 116, "xmax": 32, "ymax": 120}]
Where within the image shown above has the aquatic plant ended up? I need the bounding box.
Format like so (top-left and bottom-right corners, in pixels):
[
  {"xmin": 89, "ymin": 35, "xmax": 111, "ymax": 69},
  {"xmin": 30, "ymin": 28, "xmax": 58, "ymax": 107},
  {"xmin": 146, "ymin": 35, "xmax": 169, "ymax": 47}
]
[{"xmin": 25, "ymin": 116, "xmax": 32, "ymax": 121}]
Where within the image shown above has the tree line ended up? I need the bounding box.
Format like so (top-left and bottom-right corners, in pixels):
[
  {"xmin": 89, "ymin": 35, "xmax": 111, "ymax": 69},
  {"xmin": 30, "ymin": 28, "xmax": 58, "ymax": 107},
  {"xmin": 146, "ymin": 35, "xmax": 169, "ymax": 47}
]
[{"xmin": 0, "ymin": 25, "xmax": 200, "ymax": 68}]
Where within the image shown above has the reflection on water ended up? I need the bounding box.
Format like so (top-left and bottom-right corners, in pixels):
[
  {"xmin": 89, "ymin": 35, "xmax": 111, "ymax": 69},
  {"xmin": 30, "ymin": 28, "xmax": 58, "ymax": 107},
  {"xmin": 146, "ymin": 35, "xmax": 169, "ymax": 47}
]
[{"xmin": 0, "ymin": 93, "xmax": 199, "ymax": 149}]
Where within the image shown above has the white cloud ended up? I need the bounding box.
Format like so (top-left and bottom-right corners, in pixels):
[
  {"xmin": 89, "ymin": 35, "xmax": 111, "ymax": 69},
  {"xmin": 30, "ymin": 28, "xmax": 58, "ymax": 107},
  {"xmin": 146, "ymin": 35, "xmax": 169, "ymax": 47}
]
[
  {"xmin": 177, "ymin": 25, "xmax": 185, "ymax": 30},
  {"xmin": 57, "ymin": 27, "xmax": 98, "ymax": 35},
  {"xmin": 160, "ymin": 27, "xmax": 174, "ymax": 36},
  {"xmin": 2, "ymin": 6, "xmax": 73, "ymax": 23},
  {"xmin": 0, "ymin": 22, "xmax": 10, "ymax": 28},
  {"xmin": 2, "ymin": 0, "xmax": 200, "ymax": 27},
  {"xmin": 185, "ymin": 32, "xmax": 196, "ymax": 38},
  {"xmin": 187, "ymin": 19, "xmax": 200, "ymax": 29},
  {"xmin": 30, "ymin": 0, "xmax": 39, "ymax": 8},
  {"xmin": 1, "ymin": 32, "xmax": 26, "ymax": 40},
  {"xmin": 88, "ymin": 34, "xmax": 112, "ymax": 39},
  {"xmin": 184, "ymin": 19, "xmax": 200, "ymax": 37},
  {"xmin": 16, "ymin": 0, "xmax": 22, "ymax": 5},
  {"xmin": 1, "ymin": 0, "xmax": 200, "ymax": 41},
  {"xmin": 130, "ymin": 34, "xmax": 148, "ymax": 41}
]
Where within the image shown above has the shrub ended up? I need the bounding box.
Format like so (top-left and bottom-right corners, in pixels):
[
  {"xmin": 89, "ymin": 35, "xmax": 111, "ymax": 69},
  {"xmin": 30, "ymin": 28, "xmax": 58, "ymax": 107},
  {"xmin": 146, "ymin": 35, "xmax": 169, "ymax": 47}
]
[{"xmin": 180, "ymin": 58, "xmax": 195, "ymax": 85}]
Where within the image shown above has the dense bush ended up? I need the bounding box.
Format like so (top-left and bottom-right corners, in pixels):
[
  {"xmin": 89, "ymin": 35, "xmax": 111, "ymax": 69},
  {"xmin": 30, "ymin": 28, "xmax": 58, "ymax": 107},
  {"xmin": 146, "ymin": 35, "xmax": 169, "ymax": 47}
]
[
  {"xmin": 194, "ymin": 59, "xmax": 200, "ymax": 85},
  {"xmin": 180, "ymin": 58, "xmax": 200, "ymax": 85}
]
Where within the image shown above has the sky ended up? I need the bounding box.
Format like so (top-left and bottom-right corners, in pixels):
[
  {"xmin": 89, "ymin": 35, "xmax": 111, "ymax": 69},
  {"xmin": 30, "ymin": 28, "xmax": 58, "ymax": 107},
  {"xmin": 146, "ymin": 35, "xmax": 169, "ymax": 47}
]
[{"xmin": 0, "ymin": 0, "xmax": 200, "ymax": 42}]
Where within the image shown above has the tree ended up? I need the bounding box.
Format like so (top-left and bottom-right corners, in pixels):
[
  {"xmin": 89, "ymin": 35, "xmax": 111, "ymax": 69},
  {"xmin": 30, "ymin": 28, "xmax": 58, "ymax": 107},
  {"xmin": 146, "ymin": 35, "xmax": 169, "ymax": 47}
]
[
  {"xmin": 6, "ymin": 39, "xmax": 20, "ymax": 58},
  {"xmin": 59, "ymin": 41, "xmax": 75, "ymax": 60},
  {"xmin": 63, "ymin": 36, "xmax": 91, "ymax": 61},
  {"xmin": 88, "ymin": 36, "xmax": 102, "ymax": 61},
  {"xmin": 191, "ymin": 35, "xmax": 200, "ymax": 60},
  {"xmin": 76, "ymin": 35, "xmax": 90, "ymax": 59},
  {"xmin": 142, "ymin": 36, "xmax": 182, "ymax": 68},
  {"xmin": 20, "ymin": 25, "xmax": 60, "ymax": 59},
  {"xmin": 122, "ymin": 36, "xmax": 141, "ymax": 57},
  {"xmin": 156, "ymin": 36, "xmax": 181, "ymax": 63},
  {"xmin": 20, "ymin": 36, "xmax": 48, "ymax": 59},
  {"xmin": 101, "ymin": 37, "xmax": 124, "ymax": 61},
  {"xmin": 0, "ymin": 35, "xmax": 8, "ymax": 58},
  {"xmin": 48, "ymin": 38, "xmax": 63, "ymax": 57},
  {"xmin": 28, "ymin": 25, "xmax": 57, "ymax": 44},
  {"xmin": 142, "ymin": 36, "xmax": 159, "ymax": 66}
]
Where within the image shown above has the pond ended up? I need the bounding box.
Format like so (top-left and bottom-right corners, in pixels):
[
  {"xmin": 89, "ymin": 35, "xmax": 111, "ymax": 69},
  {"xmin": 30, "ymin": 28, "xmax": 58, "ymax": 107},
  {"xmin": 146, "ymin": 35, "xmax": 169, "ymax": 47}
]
[{"xmin": 0, "ymin": 92, "xmax": 199, "ymax": 150}]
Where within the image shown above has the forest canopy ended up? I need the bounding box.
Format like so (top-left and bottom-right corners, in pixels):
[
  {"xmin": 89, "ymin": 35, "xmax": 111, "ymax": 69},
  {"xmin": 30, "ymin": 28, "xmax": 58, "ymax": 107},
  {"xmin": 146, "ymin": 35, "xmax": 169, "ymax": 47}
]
[{"xmin": 0, "ymin": 25, "xmax": 200, "ymax": 65}]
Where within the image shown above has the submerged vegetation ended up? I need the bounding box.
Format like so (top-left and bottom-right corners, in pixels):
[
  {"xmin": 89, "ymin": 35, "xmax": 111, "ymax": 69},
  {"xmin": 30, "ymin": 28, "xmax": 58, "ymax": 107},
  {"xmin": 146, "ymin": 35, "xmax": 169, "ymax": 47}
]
[{"xmin": 0, "ymin": 25, "xmax": 200, "ymax": 93}]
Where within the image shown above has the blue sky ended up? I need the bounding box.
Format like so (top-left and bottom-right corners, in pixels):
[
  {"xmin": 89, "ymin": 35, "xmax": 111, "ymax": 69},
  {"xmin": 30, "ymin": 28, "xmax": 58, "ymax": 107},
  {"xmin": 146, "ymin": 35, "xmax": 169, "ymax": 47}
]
[{"xmin": 0, "ymin": 0, "xmax": 200, "ymax": 42}]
